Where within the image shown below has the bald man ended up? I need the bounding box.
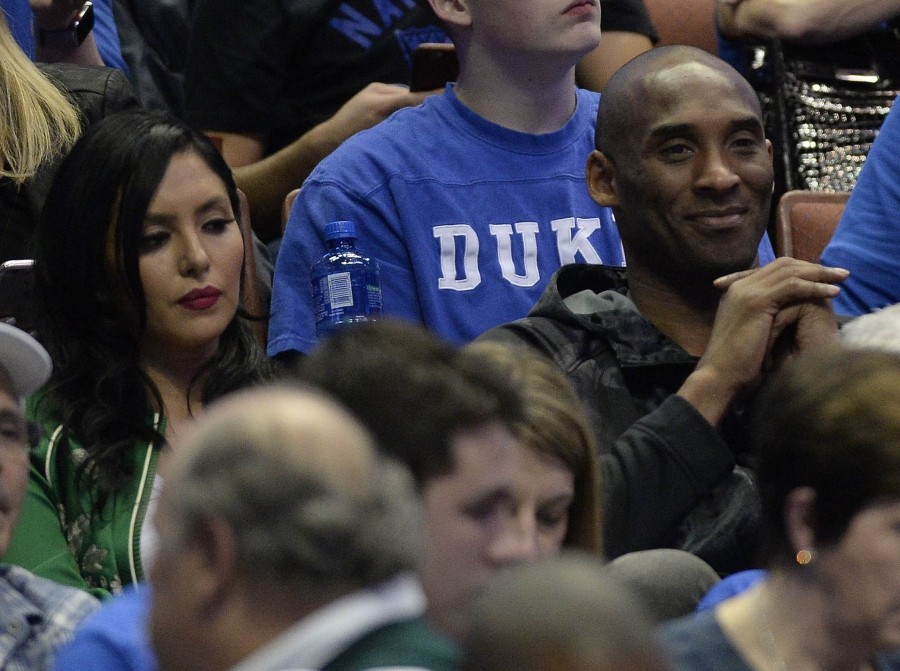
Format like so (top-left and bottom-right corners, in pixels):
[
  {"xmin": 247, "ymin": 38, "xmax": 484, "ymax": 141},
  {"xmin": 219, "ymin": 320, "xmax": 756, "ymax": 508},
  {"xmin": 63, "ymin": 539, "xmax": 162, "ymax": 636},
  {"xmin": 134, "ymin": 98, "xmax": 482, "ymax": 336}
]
[
  {"xmin": 148, "ymin": 387, "xmax": 456, "ymax": 671},
  {"xmin": 479, "ymin": 46, "xmax": 848, "ymax": 575}
]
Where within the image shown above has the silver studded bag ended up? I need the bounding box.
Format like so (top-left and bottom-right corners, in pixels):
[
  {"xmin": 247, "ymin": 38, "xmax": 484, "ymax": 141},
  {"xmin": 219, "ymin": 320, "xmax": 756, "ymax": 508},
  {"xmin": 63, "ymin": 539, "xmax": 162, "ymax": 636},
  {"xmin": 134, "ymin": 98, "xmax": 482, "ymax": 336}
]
[{"xmin": 746, "ymin": 27, "xmax": 900, "ymax": 195}]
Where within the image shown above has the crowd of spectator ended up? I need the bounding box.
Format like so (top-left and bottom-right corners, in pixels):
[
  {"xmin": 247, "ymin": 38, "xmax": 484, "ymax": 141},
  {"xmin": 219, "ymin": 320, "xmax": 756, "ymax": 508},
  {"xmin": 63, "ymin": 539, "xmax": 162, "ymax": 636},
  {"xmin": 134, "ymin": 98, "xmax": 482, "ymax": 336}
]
[{"xmin": 1, "ymin": 0, "xmax": 899, "ymax": 669}]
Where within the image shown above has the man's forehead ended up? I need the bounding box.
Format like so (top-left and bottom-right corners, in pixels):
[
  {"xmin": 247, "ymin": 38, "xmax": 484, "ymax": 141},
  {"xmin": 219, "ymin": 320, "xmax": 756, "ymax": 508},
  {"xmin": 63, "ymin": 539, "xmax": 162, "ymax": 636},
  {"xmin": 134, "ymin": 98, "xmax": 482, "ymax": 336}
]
[
  {"xmin": 598, "ymin": 47, "xmax": 760, "ymax": 156},
  {"xmin": 644, "ymin": 59, "xmax": 730, "ymax": 89},
  {"xmin": 629, "ymin": 72, "xmax": 760, "ymax": 140}
]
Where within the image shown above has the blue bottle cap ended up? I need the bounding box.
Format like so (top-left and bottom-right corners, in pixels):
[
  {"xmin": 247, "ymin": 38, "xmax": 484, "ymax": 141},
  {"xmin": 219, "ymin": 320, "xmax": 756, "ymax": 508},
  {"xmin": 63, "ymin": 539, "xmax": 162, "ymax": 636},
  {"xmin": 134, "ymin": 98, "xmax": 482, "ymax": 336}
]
[{"xmin": 324, "ymin": 220, "xmax": 357, "ymax": 241}]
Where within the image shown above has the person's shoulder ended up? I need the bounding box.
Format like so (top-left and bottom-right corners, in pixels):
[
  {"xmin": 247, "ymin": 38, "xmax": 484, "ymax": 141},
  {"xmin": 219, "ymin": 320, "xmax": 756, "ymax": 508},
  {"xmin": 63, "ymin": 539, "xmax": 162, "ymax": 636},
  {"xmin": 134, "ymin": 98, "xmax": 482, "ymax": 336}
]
[
  {"xmin": 578, "ymin": 87, "xmax": 602, "ymax": 103},
  {"xmin": 348, "ymin": 92, "xmax": 449, "ymax": 149},
  {"xmin": 36, "ymin": 63, "xmax": 140, "ymax": 121},
  {"xmin": 855, "ymin": 95, "xmax": 900, "ymax": 161},
  {"xmin": 51, "ymin": 584, "xmax": 155, "ymax": 671},
  {"xmin": 657, "ymin": 609, "xmax": 740, "ymax": 670},
  {"xmin": 0, "ymin": 564, "xmax": 99, "ymax": 622},
  {"xmin": 475, "ymin": 264, "xmax": 625, "ymax": 357},
  {"xmin": 36, "ymin": 63, "xmax": 130, "ymax": 98},
  {"xmin": 24, "ymin": 393, "xmax": 64, "ymax": 465},
  {"xmin": 695, "ymin": 570, "xmax": 766, "ymax": 612},
  {"xmin": 78, "ymin": 583, "xmax": 147, "ymax": 629},
  {"xmin": 324, "ymin": 617, "xmax": 460, "ymax": 671},
  {"xmin": 307, "ymin": 93, "xmax": 450, "ymax": 185},
  {"xmin": 574, "ymin": 88, "xmax": 602, "ymax": 140},
  {"xmin": 658, "ymin": 608, "xmax": 719, "ymax": 640},
  {"xmin": 66, "ymin": 584, "xmax": 148, "ymax": 646},
  {"xmin": 879, "ymin": 651, "xmax": 900, "ymax": 671},
  {"xmin": 577, "ymin": 87, "xmax": 602, "ymax": 113}
]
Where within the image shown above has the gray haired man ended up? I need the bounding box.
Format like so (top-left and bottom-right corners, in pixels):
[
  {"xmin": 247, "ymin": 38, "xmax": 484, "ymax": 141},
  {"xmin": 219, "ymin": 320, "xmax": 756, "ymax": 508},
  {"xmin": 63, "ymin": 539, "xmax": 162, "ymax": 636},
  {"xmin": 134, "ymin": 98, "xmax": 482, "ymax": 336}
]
[{"xmin": 148, "ymin": 386, "xmax": 456, "ymax": 671}]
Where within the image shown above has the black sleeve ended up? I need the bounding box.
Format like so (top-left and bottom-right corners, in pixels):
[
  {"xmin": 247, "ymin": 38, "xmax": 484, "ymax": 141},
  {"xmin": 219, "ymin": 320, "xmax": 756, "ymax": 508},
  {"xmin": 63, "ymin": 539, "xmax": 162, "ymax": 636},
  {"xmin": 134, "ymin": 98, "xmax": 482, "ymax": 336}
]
[
  {"xmin": 600, "ymin": 0, "xmax": 659, "ymax": 42},
  {"xmin": 183, "ymin": 0, "xmax": 293, "ymax": 136},
  {"xmin": 39, "ymin": 64, "xmax": 140, "ymax": 125},
  {"xmin": 82, "ymin": 66, "xmax": 141, "ymax": 120},
  {"xmin": 597, "ymin": 395, "xmax": 734, "ymax": 558}
]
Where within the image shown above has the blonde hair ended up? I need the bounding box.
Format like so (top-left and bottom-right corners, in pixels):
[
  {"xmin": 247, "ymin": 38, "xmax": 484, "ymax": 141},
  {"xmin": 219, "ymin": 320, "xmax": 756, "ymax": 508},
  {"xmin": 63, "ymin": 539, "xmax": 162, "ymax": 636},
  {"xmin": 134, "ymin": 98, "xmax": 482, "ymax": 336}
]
[{"xmin": 0, "ymin": 13, "xmax": 81, "ymax": 183}]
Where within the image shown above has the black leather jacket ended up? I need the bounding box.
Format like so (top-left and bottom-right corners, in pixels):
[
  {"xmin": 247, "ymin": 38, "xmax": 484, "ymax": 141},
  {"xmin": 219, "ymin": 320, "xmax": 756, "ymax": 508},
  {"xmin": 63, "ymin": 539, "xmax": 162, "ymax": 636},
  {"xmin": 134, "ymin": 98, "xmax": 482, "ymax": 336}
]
[{"xmin": 1, "ymin": 64, "xmax": 138, "ymax": 262}]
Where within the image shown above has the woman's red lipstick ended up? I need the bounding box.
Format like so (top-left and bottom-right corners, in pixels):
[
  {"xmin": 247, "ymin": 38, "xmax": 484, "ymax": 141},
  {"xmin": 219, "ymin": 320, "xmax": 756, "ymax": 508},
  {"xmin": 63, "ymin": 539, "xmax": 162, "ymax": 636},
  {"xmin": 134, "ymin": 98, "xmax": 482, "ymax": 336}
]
[{"xmin": 178, "ymin": 286, "xmax": 222, "ymax": 310}]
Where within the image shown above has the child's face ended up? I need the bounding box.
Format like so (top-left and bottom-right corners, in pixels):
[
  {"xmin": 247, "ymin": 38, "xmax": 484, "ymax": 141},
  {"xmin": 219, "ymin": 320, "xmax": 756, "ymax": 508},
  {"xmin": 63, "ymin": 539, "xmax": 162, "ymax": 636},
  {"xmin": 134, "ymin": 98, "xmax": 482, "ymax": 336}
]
[{"xmin": 467, "ymin": 0, "xmax": 601, "ymax": 64}]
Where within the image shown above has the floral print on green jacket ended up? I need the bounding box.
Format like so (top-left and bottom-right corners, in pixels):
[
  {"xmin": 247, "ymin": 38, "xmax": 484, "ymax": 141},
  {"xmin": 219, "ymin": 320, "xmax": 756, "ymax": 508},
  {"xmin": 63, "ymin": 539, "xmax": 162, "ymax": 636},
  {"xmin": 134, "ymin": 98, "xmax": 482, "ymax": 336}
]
[{"xmin": 5, "ymin": 395, "xmax": 162, "ymax": 600}]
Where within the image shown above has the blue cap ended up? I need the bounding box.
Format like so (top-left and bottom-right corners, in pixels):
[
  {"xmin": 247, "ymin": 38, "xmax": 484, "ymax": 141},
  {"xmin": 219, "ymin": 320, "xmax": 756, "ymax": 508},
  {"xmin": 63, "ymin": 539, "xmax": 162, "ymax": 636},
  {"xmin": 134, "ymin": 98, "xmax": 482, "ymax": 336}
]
[{"xmin": 324, "ymin": 220, "xmax": 357, "ymax": 241}]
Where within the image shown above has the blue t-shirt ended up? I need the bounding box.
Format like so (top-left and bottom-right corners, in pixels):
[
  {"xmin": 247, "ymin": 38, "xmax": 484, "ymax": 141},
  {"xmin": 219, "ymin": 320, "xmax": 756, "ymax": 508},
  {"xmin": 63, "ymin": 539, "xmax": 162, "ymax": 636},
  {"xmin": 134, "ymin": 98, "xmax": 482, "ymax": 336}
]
[
  {"xmin": 271, "ymin": 86, "xmax": 630, "ymax": 352},
  {"xmin": 820, "ymin": 94, "xmax": 900, "ymax": 316},
  {"xmin": 271, "ymin": 86, "xmax": 627, "ymax": 353}
]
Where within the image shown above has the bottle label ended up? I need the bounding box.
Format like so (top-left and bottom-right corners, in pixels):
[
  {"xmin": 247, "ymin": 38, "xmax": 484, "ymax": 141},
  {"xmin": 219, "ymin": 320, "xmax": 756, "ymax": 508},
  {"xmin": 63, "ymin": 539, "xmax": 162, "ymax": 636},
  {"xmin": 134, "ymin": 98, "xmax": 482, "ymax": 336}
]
[{"xmin": 327, "ymin": 272, "xmax": 354, "ymax": 309}]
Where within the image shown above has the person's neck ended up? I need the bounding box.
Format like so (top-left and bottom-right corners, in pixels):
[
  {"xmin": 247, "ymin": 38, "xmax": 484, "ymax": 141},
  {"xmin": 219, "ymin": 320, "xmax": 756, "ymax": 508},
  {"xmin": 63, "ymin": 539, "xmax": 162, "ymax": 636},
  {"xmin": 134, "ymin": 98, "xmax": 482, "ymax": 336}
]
[
  {"xmin": 626, "ymin": 269, "xmax": 720, "ymax": 357},
  {"xmin": 720, "ymin": 576, "xmax": 878, "ymax": 671},
  {"xmin": 452, "ymin": 49, "xmax": 579, "ymax": 134},
  {"xmin": 141, "ymin": 345, "xmax": 216, "ymax": 438}
]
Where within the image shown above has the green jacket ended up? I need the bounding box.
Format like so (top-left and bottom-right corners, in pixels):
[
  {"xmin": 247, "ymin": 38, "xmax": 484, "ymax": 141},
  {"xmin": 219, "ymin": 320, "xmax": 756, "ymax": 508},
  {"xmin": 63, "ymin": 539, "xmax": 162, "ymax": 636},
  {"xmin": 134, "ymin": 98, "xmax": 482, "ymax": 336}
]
[{"xmin": 5, "ymin": 396, "xmax": 162, "ymax": 599}]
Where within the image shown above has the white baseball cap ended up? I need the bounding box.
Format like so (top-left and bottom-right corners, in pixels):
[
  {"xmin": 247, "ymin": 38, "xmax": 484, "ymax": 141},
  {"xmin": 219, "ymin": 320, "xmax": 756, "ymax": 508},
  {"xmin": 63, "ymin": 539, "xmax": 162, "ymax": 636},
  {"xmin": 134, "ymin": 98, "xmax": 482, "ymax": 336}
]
[{"xmin": 0, "ymin": 322, "xmax": 51, "ymax": 399}]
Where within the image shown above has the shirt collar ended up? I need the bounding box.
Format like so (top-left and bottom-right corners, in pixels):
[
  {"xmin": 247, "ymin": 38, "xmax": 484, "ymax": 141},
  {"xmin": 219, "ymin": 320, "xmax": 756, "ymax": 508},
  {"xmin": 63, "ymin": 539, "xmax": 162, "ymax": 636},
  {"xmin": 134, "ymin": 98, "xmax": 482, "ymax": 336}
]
[{"xmin": 227, "ymin": 573, "xmax": 426, "ymax": 671}]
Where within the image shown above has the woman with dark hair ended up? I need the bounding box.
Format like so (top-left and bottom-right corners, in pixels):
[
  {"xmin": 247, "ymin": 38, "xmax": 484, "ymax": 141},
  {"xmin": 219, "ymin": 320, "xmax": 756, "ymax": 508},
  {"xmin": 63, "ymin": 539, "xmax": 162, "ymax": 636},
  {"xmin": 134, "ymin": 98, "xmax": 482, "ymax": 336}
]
[
  {"xmin": 661, "ymin": 346, "xmax": 900, "ymax": 671},
  {"xmin": 4, "ymin": 108, "xmax": 271, "ymax": 597}
]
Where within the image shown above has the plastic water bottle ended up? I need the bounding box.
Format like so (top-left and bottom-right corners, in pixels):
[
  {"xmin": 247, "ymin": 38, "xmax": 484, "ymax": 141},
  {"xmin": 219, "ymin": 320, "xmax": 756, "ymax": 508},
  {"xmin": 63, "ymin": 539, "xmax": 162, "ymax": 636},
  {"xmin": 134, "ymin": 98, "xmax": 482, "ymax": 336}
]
[{"xmin": 311, "ymin": 220, "xmax": 382, "ymax": 339}]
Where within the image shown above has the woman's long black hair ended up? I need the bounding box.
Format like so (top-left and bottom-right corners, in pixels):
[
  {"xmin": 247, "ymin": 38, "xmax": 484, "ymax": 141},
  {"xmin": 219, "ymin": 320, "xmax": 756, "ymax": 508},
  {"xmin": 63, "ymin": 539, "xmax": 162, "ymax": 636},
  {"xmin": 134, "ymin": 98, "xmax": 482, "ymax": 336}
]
[{"xmin": 33, "ymin": 109, "xmax": 270, "ymax": 500}]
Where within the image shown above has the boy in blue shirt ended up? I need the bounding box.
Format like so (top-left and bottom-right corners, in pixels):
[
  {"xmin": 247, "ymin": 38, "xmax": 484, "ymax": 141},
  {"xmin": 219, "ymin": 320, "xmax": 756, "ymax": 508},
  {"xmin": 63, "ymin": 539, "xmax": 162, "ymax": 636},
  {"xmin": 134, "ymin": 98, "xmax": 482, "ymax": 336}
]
[{"xmin": 269, "ymin": 0, "xmax": 626, "ymax": 354}]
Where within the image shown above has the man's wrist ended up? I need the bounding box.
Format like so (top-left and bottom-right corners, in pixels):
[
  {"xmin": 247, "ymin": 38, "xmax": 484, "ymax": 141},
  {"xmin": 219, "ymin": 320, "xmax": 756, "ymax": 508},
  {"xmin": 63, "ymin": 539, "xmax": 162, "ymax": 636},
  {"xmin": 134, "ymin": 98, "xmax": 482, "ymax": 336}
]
[
  {"xmin": 35, "ymin": 1, "xmax": 94, "ymax": 48},
  {"xmin": 678, "ymin": 366, "xmax": 741, "ymax": 428},
  {"xmin": 33, "ymin": 8, "xmax": 78, "ymax": 31}
]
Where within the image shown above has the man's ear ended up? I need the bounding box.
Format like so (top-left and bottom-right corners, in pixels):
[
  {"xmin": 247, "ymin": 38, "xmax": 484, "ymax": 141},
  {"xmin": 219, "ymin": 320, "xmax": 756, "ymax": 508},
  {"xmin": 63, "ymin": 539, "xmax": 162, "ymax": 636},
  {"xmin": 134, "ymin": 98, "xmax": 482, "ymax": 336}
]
[
  {"xmin": 586, "ymin": 149, "xmax": 620, "ymax": 207},
  {"xmin": 427, "ymin": 0, "xmax": 471, "ymax": 29},
  {"xmin": 189, "ymin": 517, "xmax": 241, "ymax": 619}
]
